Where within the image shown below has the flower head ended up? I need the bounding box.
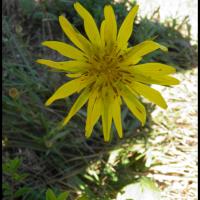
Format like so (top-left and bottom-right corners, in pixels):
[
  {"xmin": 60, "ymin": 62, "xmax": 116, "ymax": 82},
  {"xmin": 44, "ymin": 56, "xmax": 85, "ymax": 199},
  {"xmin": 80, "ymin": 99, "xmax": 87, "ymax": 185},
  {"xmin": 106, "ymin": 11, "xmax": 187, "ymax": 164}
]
[{"xmin": 37, "ymin": 3, "xmax": 179, "ymax": 141}]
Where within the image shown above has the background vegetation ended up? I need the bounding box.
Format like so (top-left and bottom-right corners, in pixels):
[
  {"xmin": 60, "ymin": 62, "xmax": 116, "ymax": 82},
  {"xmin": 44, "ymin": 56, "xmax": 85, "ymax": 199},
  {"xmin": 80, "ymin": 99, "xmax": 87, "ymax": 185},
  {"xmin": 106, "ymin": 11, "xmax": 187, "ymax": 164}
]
[{"xmin": 2, "ymin": 0, "xmax": 197, "ymax": 199}]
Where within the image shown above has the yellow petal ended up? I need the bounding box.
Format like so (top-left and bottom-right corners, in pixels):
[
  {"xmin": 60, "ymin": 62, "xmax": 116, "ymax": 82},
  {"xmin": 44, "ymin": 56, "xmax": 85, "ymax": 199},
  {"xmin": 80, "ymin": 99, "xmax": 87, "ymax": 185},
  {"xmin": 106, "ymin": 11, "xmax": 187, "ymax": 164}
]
[
  {"xmin": 121, "ymin": 85, "xmax": 146, "ymax": 126},
  {"xmin": 45, "ymin": 78, "xmax": 91, "ymax": 106},
  {"xmin": 76, "ymin": 32, "xmax": 92, "ymax": 54},
  {"xmin": 65, "ymin": 73, "xmax": 82, "ymax": 78},
  {"xmin": 74, "ymin": 2, "xmax": 101, "ymax": 47},
  {"xmin": 117, "ymin": 5, "xmax": 139, "ymax": 50},
  {"xmin": 153, "ymin": 76, "xmax": 180, "ymax": 85},
  {"xmin": 101, "ymin": 96, "xmax": 112, "ymax": 142},
  {"xmin": 133, "ymin": 73, "xmax": 180, "ymax": 85},
  {"xmin": 112, "ymin": 96, "xmax": 123, "ymax": 138},
  {"xmin": 59, "ymin": 15, "xmax": 88, "ymax": 52},
  {"xmin": 125, "ymin": 40, "xmax": 167, "ymax": 63},
  {"xmin": 100, "ymin": 20, "xmax": 106, "ymax": 46},
  {"xmin": 85, "ymin": 92, "xmax": 101, "ymax": 138},
  {"xmin": 36, "ymin": 59, "xmax": 90, "ymax": 72},
  {"xmin": 130, "ymin": 81, "xmax": 167, "ymax": 109},
  {"xmin": 120, "ymin": 56, "xmax": 142, "ymax": 66},
  {"xmin": 104, "ymin": 5, "xmax": 117, "ymax": 43},
  {"xmin": 130, "ymin": 63, "xmax": 176, "ymax": 75},
  {"xmin": 63, "ymin": 87, "xmax": 90, "ymax": 125},
  {"xmin": 42, "ymin": 41, "xmax": 85, "ymax": 60}
]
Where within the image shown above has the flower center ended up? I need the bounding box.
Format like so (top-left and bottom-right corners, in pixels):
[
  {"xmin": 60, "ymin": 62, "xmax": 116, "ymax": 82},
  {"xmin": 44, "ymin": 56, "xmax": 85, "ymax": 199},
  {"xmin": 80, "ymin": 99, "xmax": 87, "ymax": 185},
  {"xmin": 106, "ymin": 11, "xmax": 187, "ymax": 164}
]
[
  {"xmin": 88, "ymin": 45, "xmax": 124, "ymax": 83},
  {"xmin": 83, "ymin": 45, "xmax": 134, "ymax": 96}
]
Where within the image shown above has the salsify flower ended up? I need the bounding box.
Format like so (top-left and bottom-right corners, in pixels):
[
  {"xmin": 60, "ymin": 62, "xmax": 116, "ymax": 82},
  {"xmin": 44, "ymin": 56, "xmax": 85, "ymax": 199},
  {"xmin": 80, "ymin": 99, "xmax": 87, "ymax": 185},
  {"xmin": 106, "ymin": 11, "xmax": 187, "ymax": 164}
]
[{"xmin": 37, "ymin": 3, "xmax": 179, "ymax": 141}]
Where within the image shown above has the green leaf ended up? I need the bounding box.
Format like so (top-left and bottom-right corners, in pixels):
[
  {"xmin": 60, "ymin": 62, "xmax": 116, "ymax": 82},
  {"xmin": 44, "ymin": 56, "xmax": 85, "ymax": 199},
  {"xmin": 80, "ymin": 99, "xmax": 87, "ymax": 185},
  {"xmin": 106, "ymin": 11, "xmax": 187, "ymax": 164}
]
[
  {"xmin": 19, "ymin": 0, "xmax": 36, "ymax": 15},
  {"xmin": 3, "ymin": 158, "xmax": 21, "ymax": 174},
  {"xmin": 12, "ymin": 172, "xmax": 28, "ymax": 181},
  {"xmin": 57, "ymin": 191, "xmax": 69, "ymax": 200},
  {"xmin": 116, "ymin": 177, "xmax": 161, "ymax": 200},
  {"xmin": 10, "ymin": 158, "xmax": 21, "ymax": 170},
  {"xmin": 14, "ymin": 187, "xmax": 30, "ymax": 198},
  {"xmin": 3, "ymin": 183, "xmax": 12, "ymax": 196},
  {"xmin": 46, "ymin": 189, "xmax": 57, "ymax": 200},
  {"xmin": 32, "ymin": 12, "xmax": 45, "ymax": 20},
  {"xmin": 76, "ymin": 194, "xmax": 89, "ymax": 200}
]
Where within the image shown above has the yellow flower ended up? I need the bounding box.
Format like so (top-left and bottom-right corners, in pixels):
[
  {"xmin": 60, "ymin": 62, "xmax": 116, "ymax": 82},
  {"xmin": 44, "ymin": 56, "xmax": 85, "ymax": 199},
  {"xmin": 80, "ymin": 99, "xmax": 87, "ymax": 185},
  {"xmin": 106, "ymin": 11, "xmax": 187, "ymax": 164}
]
[{"xmin": 37, "ymin": 3, "xmax": 179, "ymax": 141}]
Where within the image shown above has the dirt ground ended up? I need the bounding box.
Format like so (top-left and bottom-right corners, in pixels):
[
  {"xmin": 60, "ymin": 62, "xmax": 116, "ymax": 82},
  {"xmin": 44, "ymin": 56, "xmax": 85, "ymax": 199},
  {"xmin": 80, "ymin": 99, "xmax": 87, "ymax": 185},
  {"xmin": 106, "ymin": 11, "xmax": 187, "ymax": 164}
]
[
  {"xmin": 147, "ymin": 68, "xmax": 197, "ymax": 200},
  {"xmin": 127, "ymin": 1, "xmax": 198, "ymax": 198}
]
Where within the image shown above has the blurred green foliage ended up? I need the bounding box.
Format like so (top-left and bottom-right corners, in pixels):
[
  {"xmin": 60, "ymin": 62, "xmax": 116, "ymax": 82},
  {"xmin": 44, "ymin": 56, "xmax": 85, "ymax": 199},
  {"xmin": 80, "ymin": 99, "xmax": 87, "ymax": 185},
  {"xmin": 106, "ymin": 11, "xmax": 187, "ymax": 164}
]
[
  {"xmin": 2, "ymin": 0, "xmax": 197, "ymax": 199},
  {"xmin": 46, "ymin": 189, "xmax": 69, "ymax": 200},
  {"xmin": 3, "ymin": 157, "xmax": 30, "ymax": 199}
]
